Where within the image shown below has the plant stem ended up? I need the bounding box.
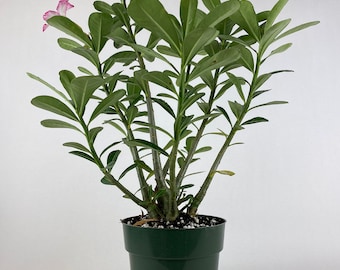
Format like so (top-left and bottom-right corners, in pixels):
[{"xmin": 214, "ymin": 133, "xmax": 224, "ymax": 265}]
[{"xmin": 188, "ymin": 55, "xmax": 262, "ymax": 216}]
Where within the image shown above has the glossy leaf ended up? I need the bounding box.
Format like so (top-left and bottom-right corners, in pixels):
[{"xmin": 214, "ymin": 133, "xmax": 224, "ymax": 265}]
[
  {"xmin": 89, "ymin": 127, "xmax": 103, "ymax": 144},
  {"xmin": 41, "ymin": 119, "xmax": 81, "ymax": 132},
  {"xmin": 277, "ymin": 21, "xmax": 320, "ymax": 40},
  {"xmin": 216, "ymin": 170, "xmax": 235, "ymax": 176},
  {"xmin": 265, "ymin": 43, "xmax": 292, "ymax": 60},
  {"xmin": 132, "ymin": 44, "xmax": 178, "ymax": 71},
  {"xmin": 152, "ymin": 98, "xmax": 176, "ymax": 118},
  {"xmin": 128, "ymin": 0, "xmax": 181, "ymax": 54},
  {"xmin": 57, "ymin": 38, "xmax": 82, "ymax": 51},
  {"xmin": 27, "ymin": 73, "xmax": 69, "ymax": 102},
  {"xmin": 59, "ymin": 70, "xmax": 76, "ymax": 102},
  {"xmin": 180, "ymin": 0, "xmax": 198, "ymax": 35},
  {"xmin": 250, "ymin": 100, "xmax": 288, "ymax": 110},
  {"xmin": 183, "ymin": 27, "xmax": 219, "ymax": 66},
  {"xmin": 47, "ymin": 16, "xmax": 91, "ymax": 47},
  {"xmin": 107, "ymin": 150, "xmax": 121, "ymax": 172},
  {"xmin": 94, "ymin": 1, "xmax": 114, "ymax": 14},
  {"xmin": 31, "ymin": 96, "xmax": 78, "ymax": 121},
  {"xmin": 107, "ymin": 27, "xmax": 133, "ymax": 48},
  {"xmin": 124, "ymin": 139, "xmax": 169, "ymax": 156},
  {"xmin": 143, "ymin": 71, "xmax": 176, "ymax": 93},
  {"xmin": 264, "ymin": 0, "xmax": 288, "ymax": 32},
  {"xmin": 89, "ymin": 90, "xmax": 125, "ymax": 123},
  {"xmin": 228, "ymin": 100, "xmax": 243, "ymax": 118},
  {"xmin": 202, "ymin": 0, "xmax": 221, "ymax": 11},
  {"xmin": 259, "ymin": 19, "xmax": 291, "ymax": 56},
  {"xmin": 72, "ymin": 47, "xmax": 100, "ymax": 68},
  {"xmin": 63, "ymin": 142, "xmax": 91, "ymax": 153},
  {"xmin": 69, "ymin": 151, "xmax": 95, "ymax": 163},
  {"xmin": 227, "ymin": 72, "xmax": 245, "ymax": 101},
  {"xmin": 230, "ymin": 1, "xmax": 260, "ymax": 41},
  {"xmin": 198, "ymin": 0, "xmax": 240, "ymax": 28},
  {"xmin": 89, "ymin": 12, "xmax": 113, "ymax": 53},
  {"xmin": 70, "ymin": 76, "xmax": 104, "ymax": 116},
  {"xmin": 216, "ymin": 106, "xmax": 232, "ymax": 126},
  {"xmin": 188, "ymin": 47, "xmax": 240, "ymax": 82},
  {"xmin": 242, "ymin": 117, "xmax": 268, "ymax": 126}
]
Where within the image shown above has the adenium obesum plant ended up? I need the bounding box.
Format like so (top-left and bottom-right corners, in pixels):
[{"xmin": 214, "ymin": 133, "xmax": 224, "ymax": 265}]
[{"xmin": 29, "ymin": 0, "xmax": 318, "ymax": 221}]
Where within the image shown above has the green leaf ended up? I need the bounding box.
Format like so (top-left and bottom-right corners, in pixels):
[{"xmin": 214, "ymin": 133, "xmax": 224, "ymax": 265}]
[
  {"xmin": 180, "ymin": 0, "xmax": 198, "ymax": 35},
  {"xmin": 242, "ymin": 117, "xmax": 269, "ymax": 125},
  {"xmin": 70, "ymin": 76, "xmax": 104, "ymax": 116},
  {"xmin": 63, "ymin": 142, "xmax": 91, "ymax": 153},
  {"xmin": 57, "ymin": 38, "xmax": 82, "ymax": 51},
  {"xmin": 94, "ymin": 1, "xmax": 114, "ymax": 14},
  {"xmin": 106, "ymin": 27, "xmax": 133, "ymax": 48},
  {"xmin": 41, "ymin": 119, "xmax": 81, "ymax": 132},
  {"xmin": 72, "ymin": 47, "xmax": 100, "ymax": 68},
  {"xmin": 238, "ymin": 46, "xmax": 254, "ymax": 71},
  {"xmin": 89, "ymin": 127, "xmax": 103, "ymax": 144},
  {"xmin": 59, "ymin": 70, "xmax": 76, "ymax": 102},
  {"xmin": 216, "ymin": 170, "xmax": 235, "ymax": 176},
  {"xmin": 107, "ymin": 150, "xmax": 121, "ymax": 172},
  {"xmin": 47, "ymin": 16, "xmax": 91, "ymax": 47},
  {"xmin": 157, "ymin": 45, "xmax": 180, "ymax": 57},
  {"xmin": 265, "ymin": 43, "xmax": 292, "ymax": 60},
  {"xmin": 132, "ymin": 44, "xmax": 178, "ymax": 71},
  {"xmin": 89, "ymin": 12, "xmax": 113, "ymax": 53},
  {"xmin": 119, "ymin": 164, "xmax": 137, "ymax": 180},
  {"xmin": 276, "ymin": 21, "xmax": 320, "ymax": 40},
  {"xmin": 89, "ymin": 90, "xmax": 125, "ymax": 123},
  {"xmin": 135, "ymin": 160, "xmax": 153, "ymax": 173},
  {"xmin": 182, "ymin": 27, "xmax": 219, "ymax": 66},
  {"xmin": 197, "ymin": 0, "xmax": 240, "ymax": 28},
  {"xmin": 264, "ymin": 0, "xmax": 288, "ymax": 32},
  {"xmin": 250, "ymin": 100, "xmax": 288, "ymax": 110},
  {"xmin": 188, "ymin": 47, "xmax": 240, "ymax": 82},
  {"xmin": 27, "ymin": 73, "xmax": 69, "ymax": 102},
  {"xmin": 195, "ymin": 146, "xmax": 212, "ymax": 154},
  {"xmin": 227, "ymin": 72, "xmax": 245, "ymax": 101},
  {"xmin": 112, "ymin": 3, "xmax": 130, "ymax": 26},
  {"xmin": 152, "ymin": 98, "xmax": 176, "ymax": 118},
  {"xmin": 31, "ymin": 96, "xmax": 78, "ymax": 121},
  {"xmin": 259, "ymin": 19, "xmax": 291, "ymax": 56},
  {"xmin": 69, "ymin": 151, "xmax": 95, "ymax": 163},
  {"xmin": 202, "ymin": 0, "xmax": 221, "ymax": 11},
  {"xmin": 142, "ymin": 71, "xmax": 176, "ymax": 93},
  {"xmin": 101, "ymin": 176, "xmax": 114, "ymax": 185},
  {"xmin": 216, "ymin": 106, "xmax": 232, "ymax": 126},
  {"xmin": 228, "ymin": 100, "xmax": 243, "ymax": 118},
  {"xmin": 230, "ymin": 1, "xmax": 260, "ymax": 41},
  {"xmin": 128, "ymin": 0, "xmax": 181, "ymax": 54},
  {"xmin": 181, "ymin": 93, "xmax": 205, "ymax": 113},
  {"xmin": 124, "ymin": 139, "xmax": 169, "ymax": 156}
]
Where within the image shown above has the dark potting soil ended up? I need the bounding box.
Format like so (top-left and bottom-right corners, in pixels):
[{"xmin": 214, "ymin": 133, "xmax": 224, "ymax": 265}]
[{"xmin": 122, "ymin": 213, "xmax": 225, "ymax": 229}]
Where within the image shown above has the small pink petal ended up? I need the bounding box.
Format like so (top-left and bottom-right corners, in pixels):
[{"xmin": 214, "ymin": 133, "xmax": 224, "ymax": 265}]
[
  {"xmin": 42, "ymin": 24, "xmax": 49, "ymax": 32},
  {"xmin": 43, "ymin": 10, "xmax": 59, "ymax": 21},
  {"xmin": 56, "ymin": 0, "xmax": 74, "ymax": 16}
]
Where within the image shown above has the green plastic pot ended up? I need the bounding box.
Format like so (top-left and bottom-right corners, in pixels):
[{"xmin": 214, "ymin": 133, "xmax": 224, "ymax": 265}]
[{"xmin": 122, "ymin": 215, "xmax": 226, "ymax": 270}]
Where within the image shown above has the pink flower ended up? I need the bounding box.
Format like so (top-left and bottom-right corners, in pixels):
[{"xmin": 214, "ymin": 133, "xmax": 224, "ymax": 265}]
[{"xmin": 43, "ymin": 0, "xmax": 74, "ymax": 31}]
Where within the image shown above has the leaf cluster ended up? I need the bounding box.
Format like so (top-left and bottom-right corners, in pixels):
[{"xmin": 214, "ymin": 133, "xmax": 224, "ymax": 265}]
[{"xmin": 29, "ymin": 0, "xmax": 319, "ymax": 220}]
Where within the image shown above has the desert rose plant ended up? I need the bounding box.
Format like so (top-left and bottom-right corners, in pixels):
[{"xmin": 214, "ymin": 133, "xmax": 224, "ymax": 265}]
[{"xmin": 29, "ymin": 0, "xmax": 318, "ymax": 221}]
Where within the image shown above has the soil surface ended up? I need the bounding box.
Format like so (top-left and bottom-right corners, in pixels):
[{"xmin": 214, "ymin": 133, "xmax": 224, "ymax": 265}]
[{"xmin": 122, "ymin": 213, "xmax": 225, "ymax": 229}]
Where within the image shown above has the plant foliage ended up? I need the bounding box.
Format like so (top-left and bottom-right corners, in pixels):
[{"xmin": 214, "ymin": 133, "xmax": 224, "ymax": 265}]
[{"xmin": 30, "ymin": 0, "xmax": 318, "ymax": 221}]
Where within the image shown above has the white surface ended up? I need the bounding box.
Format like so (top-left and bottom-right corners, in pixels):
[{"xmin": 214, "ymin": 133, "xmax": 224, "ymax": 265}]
[{"xmin": 1, "ymin": 0, "xmax": 339, "ymax": 269}]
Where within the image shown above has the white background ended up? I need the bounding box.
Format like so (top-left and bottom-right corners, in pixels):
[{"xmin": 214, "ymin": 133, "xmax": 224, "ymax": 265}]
[{"xmin": 1, "ymin": 0, "xmax": 339, "ymax": 269}]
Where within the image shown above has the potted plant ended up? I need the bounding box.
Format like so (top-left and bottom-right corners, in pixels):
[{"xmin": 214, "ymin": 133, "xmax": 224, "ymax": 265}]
[{"xmin": 29, "ymin": 0, "xmax": 318, "ymax": 269}]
